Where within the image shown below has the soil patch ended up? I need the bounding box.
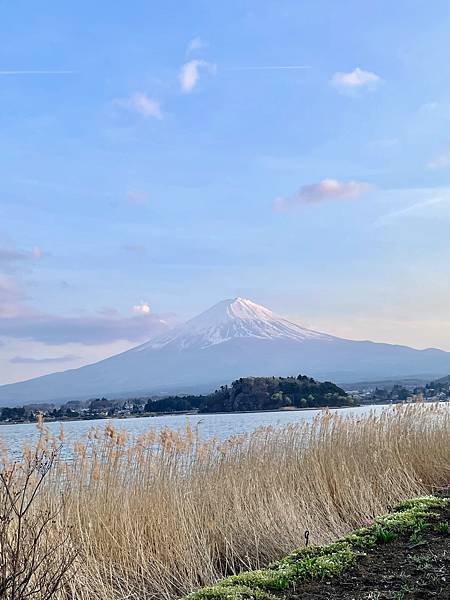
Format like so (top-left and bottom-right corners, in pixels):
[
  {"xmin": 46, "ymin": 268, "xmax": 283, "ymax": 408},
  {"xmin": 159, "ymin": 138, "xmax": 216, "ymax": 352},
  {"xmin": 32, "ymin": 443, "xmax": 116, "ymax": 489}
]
[{"xmin": 279, "ymin": 503, "xmax": 449, "ymax": 600}]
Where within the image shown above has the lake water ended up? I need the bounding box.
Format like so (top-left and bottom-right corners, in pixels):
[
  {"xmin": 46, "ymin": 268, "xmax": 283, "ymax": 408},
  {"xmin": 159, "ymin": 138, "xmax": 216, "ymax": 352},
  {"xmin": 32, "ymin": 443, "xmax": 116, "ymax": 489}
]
[{"xmin": 0, "ymin": 404, "xmax": 390, "ymax": 457}]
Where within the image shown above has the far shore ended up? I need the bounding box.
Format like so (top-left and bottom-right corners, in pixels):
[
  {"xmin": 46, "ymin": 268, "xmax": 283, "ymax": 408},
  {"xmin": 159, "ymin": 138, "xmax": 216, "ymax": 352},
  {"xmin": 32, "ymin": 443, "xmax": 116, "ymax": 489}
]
[{"xmin": 0, "ymin": 401, "xmax": 403, "ymax": 427}]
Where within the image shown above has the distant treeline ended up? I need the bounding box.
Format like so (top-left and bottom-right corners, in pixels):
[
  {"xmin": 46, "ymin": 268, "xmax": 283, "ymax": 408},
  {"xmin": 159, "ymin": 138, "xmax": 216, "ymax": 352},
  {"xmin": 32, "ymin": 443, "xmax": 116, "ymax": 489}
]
[
  {"xmin": 144, "ymin": 375, "xmax": 350, "ymax": 413},
  {"xmin": 0, "ymin": 375, "xmax": 350, "ymax": 423}
]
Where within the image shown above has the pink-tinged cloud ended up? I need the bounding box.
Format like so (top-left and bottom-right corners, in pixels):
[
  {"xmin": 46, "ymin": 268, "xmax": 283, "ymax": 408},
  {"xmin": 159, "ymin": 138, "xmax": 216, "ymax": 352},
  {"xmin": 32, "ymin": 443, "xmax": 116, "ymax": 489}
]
[
  {"xmin": 127, "ymin": 189, "xmax": 150, "ymax": 204},
  {"xmin": 0, "ymin": 246, "xmax": 44, "ymax": 266},
  {"xmin": 0, "ymin": 275, "xmax": 26, "ymax": 317},
  {"xmin": 427, "ymin": 150, "xmax": 450, "ymax": 170},
  {"xmin": 31, "ymin": 246, "xmax": 44, "ymax": 258},
  {"xmin": 0, "ymin": 275, "xmax": 169, "ymax": 344},
  {"xmin": 274, "ymin": 178, "xmax": 374, "ymax": 211},
  {"xmin": 0, "ymin": 310, "xmax": 169, "ymax": 345},
  {"xmin": 132, "ymin": 303, "xmax": 151, "ymax": 315}
]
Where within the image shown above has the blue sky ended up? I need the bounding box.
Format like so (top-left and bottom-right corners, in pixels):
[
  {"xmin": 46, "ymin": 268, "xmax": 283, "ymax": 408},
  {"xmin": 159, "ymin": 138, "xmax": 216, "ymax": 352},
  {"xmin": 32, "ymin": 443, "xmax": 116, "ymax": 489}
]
[{"xmin": 2, "ymin": 0, "xmax": 450, "ymax": 383}]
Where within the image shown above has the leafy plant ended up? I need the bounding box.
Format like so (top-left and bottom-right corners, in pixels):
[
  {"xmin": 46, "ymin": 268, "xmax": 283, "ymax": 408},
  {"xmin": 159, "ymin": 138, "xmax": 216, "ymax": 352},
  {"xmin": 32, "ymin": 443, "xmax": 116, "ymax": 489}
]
[
  {"xmin": 374, "ymin": 526, "xmax": 397, "ymax": 544},
  {"xmin": 435, "ymin": 521, "xmax": 449, "ymax": 534}
]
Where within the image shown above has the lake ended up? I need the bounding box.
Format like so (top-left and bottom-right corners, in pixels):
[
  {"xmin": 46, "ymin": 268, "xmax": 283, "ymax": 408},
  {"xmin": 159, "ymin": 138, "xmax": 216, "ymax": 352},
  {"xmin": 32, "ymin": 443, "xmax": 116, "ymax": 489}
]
[{"xmin": 0, "ymin": 404, "xmax": 390, "ymax": 457}]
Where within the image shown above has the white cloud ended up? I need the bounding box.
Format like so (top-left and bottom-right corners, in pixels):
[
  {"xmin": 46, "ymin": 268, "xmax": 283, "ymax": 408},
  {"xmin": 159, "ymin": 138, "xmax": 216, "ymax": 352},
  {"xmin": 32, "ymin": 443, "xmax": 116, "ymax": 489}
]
[
  {"xmin": 187, "ymin": 37, "xmax": 206, "ymax": 54},
  {"xmin": 120, "ymin": 92, "xmax": 163, "ymax": 119},
  {"xmin": 331, "ymin": 67, "xmax": 381, "ymax": 92},
  {"xmin": 179, "ymin": 60, "xmax": 216, "ymax": 93},
  {"xmin": 132, "ymin": 303, "xmax": 151, "ymax": 315},
  {"xmin": 274, "ymin": 178, "xmax": 373, "ymax": 211},
  {"xmin": 427, "ymin": 150, "xmax": 450, "ymax": 170},
  {"xmin": 130, "ymin": 92, "xmax": 163, "ymax": 119}
]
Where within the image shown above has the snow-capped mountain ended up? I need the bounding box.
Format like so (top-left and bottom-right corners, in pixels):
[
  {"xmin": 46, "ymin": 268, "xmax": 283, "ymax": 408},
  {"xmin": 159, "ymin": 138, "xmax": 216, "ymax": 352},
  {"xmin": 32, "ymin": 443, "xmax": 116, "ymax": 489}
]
[
  {"xmin": 135, "ymin": 297, "xmax": 331, "ymax": 351},
  {"xmin": 1, "ymin": 297, "xmax": 450, "ymax": 406}
]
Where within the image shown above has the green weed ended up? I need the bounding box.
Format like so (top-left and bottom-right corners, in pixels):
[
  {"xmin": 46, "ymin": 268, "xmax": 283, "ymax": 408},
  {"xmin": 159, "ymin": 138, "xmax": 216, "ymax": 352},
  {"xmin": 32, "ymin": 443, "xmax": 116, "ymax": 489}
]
[
  {"xmin": 374, "ymin": 525, "xmax": 397, "ymax": 544},
  {"xmin": 435, "ymin": 521, "xmax": 449, "ymax": 534},
  {"xmin": 183, "ymin": 496, "xmax": 449, "ymax": 600}
]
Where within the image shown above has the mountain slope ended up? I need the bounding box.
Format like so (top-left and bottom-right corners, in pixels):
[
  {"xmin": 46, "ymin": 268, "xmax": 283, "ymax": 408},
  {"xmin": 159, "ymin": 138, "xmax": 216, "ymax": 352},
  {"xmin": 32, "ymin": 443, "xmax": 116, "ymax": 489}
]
[
  {"xmin": 1, "ymin": 298, "xmax": 450, "ymax": 406},
  {"xmin": 135, "ymin": 297, "xmax": 331, "ymax": 350}
]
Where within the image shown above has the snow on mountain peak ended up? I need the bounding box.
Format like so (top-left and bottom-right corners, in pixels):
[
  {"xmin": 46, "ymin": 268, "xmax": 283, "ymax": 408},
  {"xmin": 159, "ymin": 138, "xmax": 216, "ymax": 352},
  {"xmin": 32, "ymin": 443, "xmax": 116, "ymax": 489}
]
[
  {"xmin": 190, "ymin": 297, "xmax": 276, "ymax": 325},
  {"xmin": 134, "ymin": 297, "xmax": 331, "ymax": 351}
]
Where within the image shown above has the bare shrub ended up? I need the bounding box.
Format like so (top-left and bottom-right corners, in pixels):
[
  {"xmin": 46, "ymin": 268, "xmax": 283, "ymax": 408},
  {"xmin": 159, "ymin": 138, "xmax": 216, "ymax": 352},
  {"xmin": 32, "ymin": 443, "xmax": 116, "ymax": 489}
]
[{"xmin": 0, "ymin": 446, "xmax": 77, "ymax": 600}]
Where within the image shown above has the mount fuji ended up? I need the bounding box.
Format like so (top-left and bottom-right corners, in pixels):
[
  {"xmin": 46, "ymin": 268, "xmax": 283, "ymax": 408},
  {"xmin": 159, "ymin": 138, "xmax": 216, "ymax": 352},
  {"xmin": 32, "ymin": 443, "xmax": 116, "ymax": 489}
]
[{"xmin": 1, "ymin": 297, "xmax": 450, "ymax": 406}]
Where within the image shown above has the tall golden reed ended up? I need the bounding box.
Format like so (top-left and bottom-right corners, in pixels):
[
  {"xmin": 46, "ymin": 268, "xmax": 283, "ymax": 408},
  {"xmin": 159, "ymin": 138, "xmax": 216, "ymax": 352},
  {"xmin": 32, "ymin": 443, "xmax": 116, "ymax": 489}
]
[{"xmin": 2, "ymin": 402, "xmax": 449, "ymax": 599}]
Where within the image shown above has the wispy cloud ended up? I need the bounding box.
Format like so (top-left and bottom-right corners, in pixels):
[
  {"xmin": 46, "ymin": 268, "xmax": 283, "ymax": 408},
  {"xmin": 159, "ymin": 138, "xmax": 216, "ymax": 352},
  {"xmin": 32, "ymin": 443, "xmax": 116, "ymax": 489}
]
[
  {"xmin": 179, "ymin": 59, "xmax": 216, "ymax": 93},
  {"xmin": 274, "ymin": 179, "xmax": 373, "ymax": 211},
  {"xmin": 31, "ymin": 246, "xmax": 44, "ymax": 258},
  {"xmin": 427, "ymin": 149, "xmax": 450, "ymax": 170},
  {"xmin": 0, "ymin": 272, "xmax": 169, "ymax": 344},
  {"xmin": 128, "ymin": 92, "xmax": 163, "ymax": 119},
  {"xmin": 0, "ymin": 275, "xmax": 26, "ymax": 318},
  {"xmin": 0, "ymin": 249, "xmax": 32, "ymax": 265},
  {"xmin": 420, "ymin": 101, "xmax": 439, "ymax": 112},
  {"xmin": 10, "ymin": 354, "xmax": 80, "ymax": 364},
  {"xmin": 0, "ymin": 310, "xmax": 168, "ymax": 345},
  {"xmin": 116, "ymin": 93, "xmax": 163, "ymax": 119},
  {"xmin": 0, "ymin": 246, "xmax": 44, "ymax": 268},
  {"xmin": 127, "ymin": 189, "xmax": 150, "ymax": 204},
  {"xmin": 374, "ymin": 196, "xmax": 450, "ymax": 227},
  {"xmin": 187, "ymin": 37, "xmax": 206, "ymax": 54},
  {"xmin": 331, "ymin": 67, "xmax": 381, "ymax": 93}
]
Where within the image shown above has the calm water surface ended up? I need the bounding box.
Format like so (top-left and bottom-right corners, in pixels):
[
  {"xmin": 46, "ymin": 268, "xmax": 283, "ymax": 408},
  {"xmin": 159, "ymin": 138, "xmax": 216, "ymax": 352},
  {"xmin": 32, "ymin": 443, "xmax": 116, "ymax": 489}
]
[{"xmin": 0, "ymin": 404, "xmax": 389, "ymax": 457}]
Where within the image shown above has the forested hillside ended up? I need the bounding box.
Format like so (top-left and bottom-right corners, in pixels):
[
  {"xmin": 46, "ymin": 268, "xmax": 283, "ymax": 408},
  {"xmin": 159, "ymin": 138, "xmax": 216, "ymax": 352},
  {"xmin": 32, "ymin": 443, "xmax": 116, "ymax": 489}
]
[{"xmin": 145, "ymin": 375, "xmax": 349, "ymax": 413}]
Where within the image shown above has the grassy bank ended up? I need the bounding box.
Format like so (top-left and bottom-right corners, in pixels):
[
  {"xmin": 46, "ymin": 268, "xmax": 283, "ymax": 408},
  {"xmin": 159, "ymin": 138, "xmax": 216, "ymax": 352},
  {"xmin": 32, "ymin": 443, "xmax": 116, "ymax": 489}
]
[
  {"xmin": 183, "ymin": 495, "xmax": 450, "ymax": 599},
  {"xmin": 0, "ymin": 402, "xmax": 449, "ymax": 599}
]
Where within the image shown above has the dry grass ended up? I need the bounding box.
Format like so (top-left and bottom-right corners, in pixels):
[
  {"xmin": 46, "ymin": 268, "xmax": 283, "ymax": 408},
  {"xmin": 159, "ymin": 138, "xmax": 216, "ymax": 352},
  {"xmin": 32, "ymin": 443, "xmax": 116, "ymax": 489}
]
[{"xmin": 1, "ymin": 402, "xmax": 449, "ymax": 599}]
